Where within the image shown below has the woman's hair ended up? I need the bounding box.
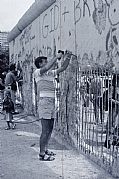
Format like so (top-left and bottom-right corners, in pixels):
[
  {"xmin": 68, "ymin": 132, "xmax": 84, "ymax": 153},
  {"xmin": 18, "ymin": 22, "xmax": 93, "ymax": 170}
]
[
  {"xmin": 10, "ymin": 63, "xmax": 16, "ymax": 71},
  {"xmin": 34, "ymin": 56, "xmax": 47, "ymax": 68}
]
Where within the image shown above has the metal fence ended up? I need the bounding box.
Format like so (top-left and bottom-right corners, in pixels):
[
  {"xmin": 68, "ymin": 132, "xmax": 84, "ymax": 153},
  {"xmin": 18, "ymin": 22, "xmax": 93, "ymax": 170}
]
[
  {"xmin": 77, "ymin": 68, "xmax": 119, "ymax": 176},
  {"xmin": 57, "ymin": 65, "xmax": 119, "ymax": 177}
]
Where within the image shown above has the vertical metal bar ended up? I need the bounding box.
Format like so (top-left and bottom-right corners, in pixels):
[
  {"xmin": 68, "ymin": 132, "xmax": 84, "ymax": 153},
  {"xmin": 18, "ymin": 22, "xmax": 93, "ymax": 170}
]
[
  {"xmin": 100, "ymin": 68, "xmax": 104, "ymax": 158},
  {"xmin": 84, "ymin": 70, "xmax": 87, "ymax": 153},
  {"xmin": 89, "ymin": 69, "xmax": 92, "ymax": 154}
]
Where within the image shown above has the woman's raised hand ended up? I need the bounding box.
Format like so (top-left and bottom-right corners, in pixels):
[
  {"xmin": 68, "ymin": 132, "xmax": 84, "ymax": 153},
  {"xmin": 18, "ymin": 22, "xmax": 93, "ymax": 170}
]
[
  {"xmin": 64, "ymin": 50, "xmax": 72, "ymax": 59},
  {"xmin": 56, "ymin": 52, "xmax": 63, "ymax": 60}
]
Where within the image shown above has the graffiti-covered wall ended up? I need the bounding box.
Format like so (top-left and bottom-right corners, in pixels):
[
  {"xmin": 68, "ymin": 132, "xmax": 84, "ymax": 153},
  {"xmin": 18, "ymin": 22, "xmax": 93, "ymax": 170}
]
[{"xmin": 9, "ymin": 0, "xmax": 119, "ymax": 113}]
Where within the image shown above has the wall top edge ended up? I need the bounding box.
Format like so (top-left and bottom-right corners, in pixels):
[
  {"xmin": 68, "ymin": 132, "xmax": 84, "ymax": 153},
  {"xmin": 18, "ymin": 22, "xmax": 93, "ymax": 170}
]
[{"xmin": 7, "ymin": 0, "xmax": 56, "ymax": 43}]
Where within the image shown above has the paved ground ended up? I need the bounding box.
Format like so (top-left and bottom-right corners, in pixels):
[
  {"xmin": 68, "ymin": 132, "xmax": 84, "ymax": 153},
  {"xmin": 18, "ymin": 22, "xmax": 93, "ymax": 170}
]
[{"xmin": 0, "ymin": 112, "xmax": 115, "ymax": 179}]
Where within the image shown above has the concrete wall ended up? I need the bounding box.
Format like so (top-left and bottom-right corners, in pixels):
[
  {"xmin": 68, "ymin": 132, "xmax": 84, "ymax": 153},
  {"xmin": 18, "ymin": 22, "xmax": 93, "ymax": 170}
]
[{"xmin": 9, "ymin": 0, "xmax": 119, "ymax": 114}]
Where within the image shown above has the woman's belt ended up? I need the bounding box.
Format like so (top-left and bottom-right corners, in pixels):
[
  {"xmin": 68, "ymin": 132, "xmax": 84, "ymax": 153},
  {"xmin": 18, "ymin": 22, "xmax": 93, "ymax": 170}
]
[{"xmin": 40, "ymin": 92, "xmax": 55, "ymax": 98}]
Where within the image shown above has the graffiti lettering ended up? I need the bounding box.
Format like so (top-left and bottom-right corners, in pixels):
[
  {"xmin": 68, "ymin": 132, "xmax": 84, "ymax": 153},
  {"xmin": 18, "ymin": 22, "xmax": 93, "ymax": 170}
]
[
  {"xmin": 19, "ymin": 25, "xmax": 32, "ymax": 45},
  {"xmin": 83, "ymin": 0, "xmax": 91, "ymax": 17},
  {"xmin": 19, "ymin": 34, "xmax": 24, "ymax": 47},
  {"xmin": 42, "ymin": 14, "xmax": 49, "ymax": 38},
  {"xmin": 105, "ymin": 0, "xmax": 119, "ymax": 60},
  {"xmin": 74, "ymin": 0, "xmax": 92, "ymax": 24},
  {"xmin": 24, "ymin": 26, "xmax": 32, "ymax": 44},
  {"xmin": 62, "ymin": 6, "xmax": 69, "ymax": 22},
  {"xmin": 74, "ymin": 0, "xmax": 81, "ymax": 25},
  {"xmin": 92, "ymin": 0, "xmax": 106, "ymax": 34},
  {"xmin": 42, "ymin": 5, "xmax": 59, "ymax": 38},
  {"xmin": 39, "ymin": 45, "xmax": 53, "ymax": 57},
  {"xmin": 54, "ymin": 5, "xmax": 59, "ymax": 31},
  {"xmin": 19, "ymin": 25, "xmax": 32, "ymax": 58},
  {"xmin": 50, "ymin": 8, "xmax": 54, "ymax": 33}
]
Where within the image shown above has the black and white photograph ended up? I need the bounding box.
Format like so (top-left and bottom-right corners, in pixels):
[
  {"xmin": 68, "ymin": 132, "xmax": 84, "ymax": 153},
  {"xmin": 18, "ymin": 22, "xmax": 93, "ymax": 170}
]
[{"xmin": 0, "ymin": 0, "xmax": 119, "ymax": 178}]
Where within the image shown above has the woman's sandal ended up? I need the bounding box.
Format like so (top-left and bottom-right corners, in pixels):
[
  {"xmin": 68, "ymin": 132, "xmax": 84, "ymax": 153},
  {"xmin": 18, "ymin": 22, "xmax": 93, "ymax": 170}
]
[
  {"xmin": 5, "ymin": 127, "xmax": 10, "ymax": 130},
  {"xmin": 39, "ymin": 154, "xmax": 55, "ymax": 161},
  {"xmin": 12, "ymin": 123, "xmax": 16, "ymax": 129},
  {"xmin": 45, "ymin": 150, "xmax": 56, "ymax": 156}
]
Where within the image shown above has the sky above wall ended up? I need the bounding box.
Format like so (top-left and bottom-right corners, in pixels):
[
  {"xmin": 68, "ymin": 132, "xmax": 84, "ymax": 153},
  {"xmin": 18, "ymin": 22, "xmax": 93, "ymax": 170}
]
[{"xmin": 0, "ymin": 0, "xmax": 35, "ymax": 32}]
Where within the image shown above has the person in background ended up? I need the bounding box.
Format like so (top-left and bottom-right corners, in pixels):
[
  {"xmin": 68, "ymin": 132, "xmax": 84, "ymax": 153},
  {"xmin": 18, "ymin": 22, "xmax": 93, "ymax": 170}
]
[
  {"xmin": 34, "ymin": 50, "xmax": 72, "ymax": 161},
  {"xmin": 5, "ymin": 64, "xmax": 17, "ymax": 113},
  {"xmin": 0, "ymin": 69, "xmax": 8, "ymax": 104},
  {"xmin": 3, "ymin": 90, "xmax": 16, "ymax": 130},
  {"xmin": 0, "ymin": 77, "xmax": 5, "ymax": 104}
]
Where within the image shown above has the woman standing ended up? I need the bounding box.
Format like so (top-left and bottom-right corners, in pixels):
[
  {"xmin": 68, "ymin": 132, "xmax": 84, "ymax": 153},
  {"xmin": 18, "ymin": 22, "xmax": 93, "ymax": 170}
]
[{"xmin": 34, "ymin": 51, "xmax": 72, "ymax": 161}]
